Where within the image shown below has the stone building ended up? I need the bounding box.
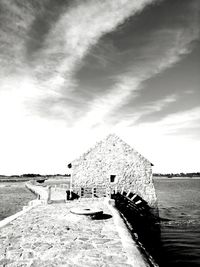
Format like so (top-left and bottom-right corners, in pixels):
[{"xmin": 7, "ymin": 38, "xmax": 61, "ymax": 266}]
[{"xmin": 67, "ymin": 134, "xmax": 157, "ymax": 207}]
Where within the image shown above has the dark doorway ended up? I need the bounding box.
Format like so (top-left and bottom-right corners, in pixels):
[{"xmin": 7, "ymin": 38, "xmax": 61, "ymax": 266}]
[{"xmin": 110, "ymin": 175, "xmax": 116, "ymax": 183}]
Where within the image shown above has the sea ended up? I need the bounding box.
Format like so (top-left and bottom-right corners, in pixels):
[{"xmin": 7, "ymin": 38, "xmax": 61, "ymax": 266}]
[
  {"xmin": 0, "ymin": 182, "xmax": 35, "ymax": 221},
  {"xmin": 0, "ymin": 179, "xmax": 199, "ymax": 266},
  {"xmin": 153, "ymin": 178, "xmax": 200, "ymax": 267}
]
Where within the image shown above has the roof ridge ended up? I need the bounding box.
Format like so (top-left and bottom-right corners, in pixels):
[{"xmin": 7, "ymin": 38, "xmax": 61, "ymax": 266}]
[{"xmin": 69, "ymin": 133, "xmax": 153, "ymax": 166}]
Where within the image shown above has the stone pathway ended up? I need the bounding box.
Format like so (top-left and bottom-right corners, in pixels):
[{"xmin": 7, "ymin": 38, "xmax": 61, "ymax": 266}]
[{"xmin": 0, "ymin": 200, "xmax": 133, "ymax": 267}]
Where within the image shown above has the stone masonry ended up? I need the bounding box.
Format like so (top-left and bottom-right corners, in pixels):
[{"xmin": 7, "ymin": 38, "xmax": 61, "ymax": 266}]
[
  {"xmin": 0, "ymin": 200, "xmax": 148, "ymax": 267},
  {"xmin": 68, "ymin": 134, "xmax": 157, "ymax": 207}
]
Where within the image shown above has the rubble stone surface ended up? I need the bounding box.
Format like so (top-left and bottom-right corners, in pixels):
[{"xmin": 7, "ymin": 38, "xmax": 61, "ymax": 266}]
[{"xmin": 0, "ymin": 200, "xmax": 134, "ymax": 267}]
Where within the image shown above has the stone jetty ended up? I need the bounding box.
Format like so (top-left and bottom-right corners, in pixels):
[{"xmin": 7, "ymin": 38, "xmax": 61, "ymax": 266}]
[
  {"xmin": 0, "ymin": 198, "xmax": 152, "ymax": 267},
  {"xmin": 0, "ymin": 135, "xmax": 159, "ymax": 266}
]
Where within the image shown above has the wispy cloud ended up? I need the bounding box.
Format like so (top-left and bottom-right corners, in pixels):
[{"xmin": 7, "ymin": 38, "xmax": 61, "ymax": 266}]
[
  {"xmin": 79, "ymin": 20, "xmax": 200, "ymax": 128},
  {"xmin": 126, "ymin": 106, "xmax": 200, "ymax": 140},
  {"xmin": 31, "ymin": 0, "xmax": 159, "ymax": 113},
  {"xmin": 151, "ymin": 107, "xmax": 200, "ymax": 135},
  {"xmin": 1, "ymin": 0, "xmax": 199, "ymax": 128},
  {"xmin": 131, "ymin": 94, "xmax": 178, "ymax": 124},
  {"xmin": 0, "ymin": 0, "xmax": 200, "ymax": 174},
  {"xmin": 0, "ymin": 0, "xmax": 158, "ymax": 123}
]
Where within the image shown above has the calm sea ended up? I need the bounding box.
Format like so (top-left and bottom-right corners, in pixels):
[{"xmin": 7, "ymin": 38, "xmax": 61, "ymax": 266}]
[
  {"xmin": 0, "ymin": 182, "xmax": 35, "ymax": 221},
  {"xmin": 153, "ymin": 178, "xmax": 200, "ymax": 267},
  {"xmin": 0, "ymin": 179, "xmax": 199, "ymax": 266}
]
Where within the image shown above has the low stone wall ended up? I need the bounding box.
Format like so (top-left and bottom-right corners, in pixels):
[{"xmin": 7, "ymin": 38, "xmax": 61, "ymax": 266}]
[
  {"xmin": 105, "ymin": 199, "xmax": 153, "ymax": 267},
  {"xmin": 0, "ymin": 205, "xmax": 35, "ymax": 229},
  {"xmin": 0, "ymin": 182, "xmax": 63, "ymax": 230},
  {"xmin": 25, "ymin": 181, "xmax": 50, "ymax": 203},
  {"xmin": 50, "ymin": 186, "xmax": 67, "ymax": 202},
  {"xmin": 0, "ymin": 183, "xmax": 42, "ymax": 229},
  {"xmin": 26, "ymin": 181, "xmax": 69, "ymax": 203}
]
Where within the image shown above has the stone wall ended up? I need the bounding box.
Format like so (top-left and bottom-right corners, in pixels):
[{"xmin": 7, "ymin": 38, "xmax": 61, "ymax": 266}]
[
  {"xmin": 25, "ymin": 181, "xmax": 50, "ymax": 202},
  {"xmin": 70, "ymin": 134, "xmax": 157, "ymax": 207}
]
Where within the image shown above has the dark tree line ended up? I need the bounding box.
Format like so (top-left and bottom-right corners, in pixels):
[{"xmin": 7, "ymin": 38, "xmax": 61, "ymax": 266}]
[
  {"xmin": 153, "ymin": 172, "xmax": 200, "ymax": 178},
  {"xmin": 0, "ymin": 174, "xmax": 70, "ymax": 179}
]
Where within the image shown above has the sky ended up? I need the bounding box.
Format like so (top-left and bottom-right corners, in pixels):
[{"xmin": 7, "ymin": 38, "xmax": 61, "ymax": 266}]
[{"xmin": 0, "ymin": 0, "xmax": 199, "ymax": 175}]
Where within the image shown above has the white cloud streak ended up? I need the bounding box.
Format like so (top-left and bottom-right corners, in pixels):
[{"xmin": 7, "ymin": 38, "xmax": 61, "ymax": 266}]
[
  {"xmin": 0, "ymin": 0, "xmax": 199, "ymax": 174},
  {"xmin": 78, "ymin": 23, "xmax": 200, "ymax": 128},
  {"xmin": 114, "ymin": 106, "xmax": 200, "ymax": 173},
  {"xmin": 127, "ymin": 94, "xmax": 178, "ymax": 123},
  {"xmin": 148, "ymin": 107, "xmax": 200, "ymax": 135},
  {"xmin": 34, "ymin": 0, "xmax": 158, "ymax": 96},
  {"xmin": 0, "ymin": 0, "xmax": 159, "ymax": 125}
]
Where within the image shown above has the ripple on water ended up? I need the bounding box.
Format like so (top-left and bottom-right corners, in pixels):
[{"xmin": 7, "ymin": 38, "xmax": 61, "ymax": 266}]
[{"xmin": 153, "ymin": 179, "xmax": 200, "ymax": 267}]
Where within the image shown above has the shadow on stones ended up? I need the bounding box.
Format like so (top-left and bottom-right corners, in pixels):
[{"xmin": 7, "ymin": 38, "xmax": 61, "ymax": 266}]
[
  {"xmin": 66, "ymin": 191, "xmax": 80, "ymax": 200},
  {"xmin": 90, "ymin": 213, "xmax": 112, "ymax": 220},
  {"xmin": 50, "ymin": 199, "xmax": 66, "ymax": 204},
  {"xmin": 112, "ymin": 192, "xmax": 162, "ymax": 266}
]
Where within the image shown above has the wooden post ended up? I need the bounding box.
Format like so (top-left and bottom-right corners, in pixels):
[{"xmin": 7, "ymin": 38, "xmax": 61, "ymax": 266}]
[
  {"xmin": 92, "ymin": 187, "xmax": 96, "ymax": 198},
  {"xmin": 121, "ymin": 186, "xmax": 125, "ymax": 195},
  {"xmin": 135, "ymin": 200, "xmax": 142, "ymax": 205},
  {"xmin": 106, "ymin": 187, "xmax": 111, "ymax": 198},
  {"xmin": 70, "ymin": 173, "xmax": 73, "ymax": 199},
  {"xmin": 126, "ymin": 189, "xmax": 131, "ymax": 198},
  {"xmin": 130, "ymin": 194, "xmax": 137, "ymax": 201},
  {"xmin": 81, "ymin": 187, "xmax": 84, "ymax": 198},
  {"xmin": 47, "ymin": 186, "xmax": 51, "ymax": 203},
  {"xmin": 114, "ymin": 185, "xmax": 118, "ymax": 194}
]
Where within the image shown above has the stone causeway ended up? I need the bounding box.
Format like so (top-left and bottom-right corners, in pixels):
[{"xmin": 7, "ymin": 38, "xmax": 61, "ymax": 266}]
[{"xmin": 0, "ymin": 199, "xmax": 150, "ymax": 267}]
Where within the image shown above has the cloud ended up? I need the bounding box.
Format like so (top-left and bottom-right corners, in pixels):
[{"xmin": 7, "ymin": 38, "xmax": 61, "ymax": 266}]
[
  {"xmin": 0, "ymin": 0, "xmax": 159, "ymax": 124},
  {"xmin": 130, "ymin": 94, "xmax": 178, "ymax": 124},
  {"xmin": 140, "ymin": 94, "xmax": 177, "ymax": 113},
  {"xmin": 77, "ymin": 23, "xmax": 200, "ymax": 128},
  {"xmin": 149, "ymin": 107, "xmax": 200, "ymax": 136},
  {"xmin": 1, "ymin": 0, "xmax": 199, "ymax": 127},
  {"xmin": 116, "ymin": 105, "xmax": 200, "ymax": 141},
  {"xmin": 114, "ymin": 106, "xmax": 200, "ymax": 173},
  {"xmin": 30, "ymin": 0, "xmax": 158, "ymax": 115},
  {"xmin": 0, "ymin": 0, "xmax": 200, "ymax": 175}
]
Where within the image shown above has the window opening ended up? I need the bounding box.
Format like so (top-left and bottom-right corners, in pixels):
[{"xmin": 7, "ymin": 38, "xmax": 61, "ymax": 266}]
[
  {"xmin": 110, "ymin": 175, "xmax": 116, "ymax": 183},
  {"xmin": 68, "ymin": 163, "xmax": 72, "ymax": 168}
]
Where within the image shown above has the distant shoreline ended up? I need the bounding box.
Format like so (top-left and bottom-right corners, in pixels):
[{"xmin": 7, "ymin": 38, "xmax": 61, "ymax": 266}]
[
  {"xmin": 0, "ymin": 175, "xmax": 70, "ymax": 183},
  {"xmin": 1, "ymin": 176, "xmax": 200, "ymax": 183},
  {"xmin": 153, "ymin": 176, "xmax": 200, "ymax": 180}
]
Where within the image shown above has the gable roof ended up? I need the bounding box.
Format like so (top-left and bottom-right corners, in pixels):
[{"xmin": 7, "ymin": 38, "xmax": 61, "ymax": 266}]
[{"xmin": 69, "ymin": 133, "xmax": 153, "ymax": 166}]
